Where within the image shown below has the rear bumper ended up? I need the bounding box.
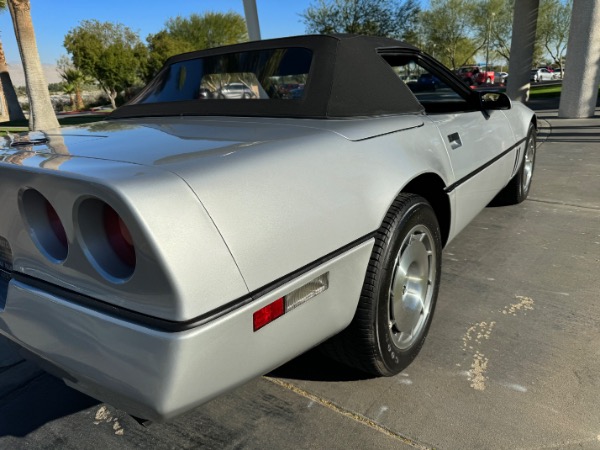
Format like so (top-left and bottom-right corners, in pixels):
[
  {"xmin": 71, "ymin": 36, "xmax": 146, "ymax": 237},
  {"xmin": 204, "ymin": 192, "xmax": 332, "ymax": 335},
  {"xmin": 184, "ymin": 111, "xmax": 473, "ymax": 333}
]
[{"xmin": 0, "ymin": 240, "xmax": 373, "ymax": 421}]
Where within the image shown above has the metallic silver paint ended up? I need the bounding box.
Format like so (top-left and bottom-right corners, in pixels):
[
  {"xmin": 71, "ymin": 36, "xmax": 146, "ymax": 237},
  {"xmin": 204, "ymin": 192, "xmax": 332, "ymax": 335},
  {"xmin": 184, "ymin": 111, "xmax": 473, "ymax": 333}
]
[
  {"xmin": 0, "ymin": 240, "xmax": 373, "ymax": 421},
  {"xmin": 0, "ymin": 158, "xmax": 248, "ymax": 320},
  {"xmin": 0, "ymin": 99, "xmax": 535, "ymax": 419},
  {"xmin": 427, "ymin": 110, "xmax": 515, "ymax": 238},
  {"xmin": 170, "ymin": 118, "xmax": 454, "ymax": 290}
]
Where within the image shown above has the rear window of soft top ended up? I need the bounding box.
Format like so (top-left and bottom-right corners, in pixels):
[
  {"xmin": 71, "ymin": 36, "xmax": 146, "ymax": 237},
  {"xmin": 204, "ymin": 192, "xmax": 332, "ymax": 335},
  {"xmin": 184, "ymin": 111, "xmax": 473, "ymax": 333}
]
[{"xmin": 134, "ymin": 47, "xmax": 313, "ymax": 104}]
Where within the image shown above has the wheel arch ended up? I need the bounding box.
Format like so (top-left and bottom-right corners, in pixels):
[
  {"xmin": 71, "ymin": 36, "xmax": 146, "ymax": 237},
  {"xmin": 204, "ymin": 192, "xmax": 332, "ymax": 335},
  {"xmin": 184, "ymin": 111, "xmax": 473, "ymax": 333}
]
[
  {"xmin": 531, "ymin": 115, "xmax": 538, "ymax": 132},
  {"xmin": 400, "ymin": 173, "xmax": 451, "ymax": 247}
]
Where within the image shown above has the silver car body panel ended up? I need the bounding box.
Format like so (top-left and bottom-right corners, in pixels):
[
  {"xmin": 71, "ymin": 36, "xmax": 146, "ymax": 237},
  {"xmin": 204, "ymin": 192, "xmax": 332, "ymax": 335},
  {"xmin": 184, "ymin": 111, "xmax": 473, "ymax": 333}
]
[
  {"xmin": 0, "ymin": 104, "xmax": 534, "ymax": 420},
  {"xmin": 0, "ymin": 151, "xmax": 248, "ymax": 320},
  {"xmin": 162, "ymin": 116, "xmax": 452, "ymax": 290},
  {"xmin": 1, "ymin": 115, "xmax": 444, "ymax": 297},
  {"xmin": 426, "ymin": 109, "xmax": 517, "ymax": 234},
  {"xmin": 0, "ymin": 239, "xmax": 373, "ymax": 421}
]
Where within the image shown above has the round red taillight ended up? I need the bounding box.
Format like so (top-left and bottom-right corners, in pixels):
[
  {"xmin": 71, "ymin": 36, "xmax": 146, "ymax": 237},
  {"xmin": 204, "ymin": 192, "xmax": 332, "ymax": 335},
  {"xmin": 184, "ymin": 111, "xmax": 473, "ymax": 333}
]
[
  {"xmin": 21, "ymin": 189, "xmax": 68, "ymax": 262},
  {"xmin": 45, "ymin": 200, "xmax": 68, "ymax": 249},
  {"xmin": 103, "ymin": 205, "xmax": 135, "ymax": 268}
]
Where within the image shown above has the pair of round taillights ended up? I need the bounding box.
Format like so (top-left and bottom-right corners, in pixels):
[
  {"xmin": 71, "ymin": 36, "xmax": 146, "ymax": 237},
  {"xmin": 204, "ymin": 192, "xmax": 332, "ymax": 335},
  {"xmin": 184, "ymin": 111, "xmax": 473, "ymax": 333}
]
[{"xmin": 21, "ymin": 189, "xmax": 136, "ymax": 281}]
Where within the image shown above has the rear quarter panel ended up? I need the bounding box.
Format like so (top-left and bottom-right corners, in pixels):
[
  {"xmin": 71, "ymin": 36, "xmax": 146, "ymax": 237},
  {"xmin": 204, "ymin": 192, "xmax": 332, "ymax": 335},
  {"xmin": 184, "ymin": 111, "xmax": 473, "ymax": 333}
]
[
  {"xmin": 166, "ymin": 119, "xmax": 454, "ymax": 290},
  {"xmin": 0, "ymin": 157, "xmax": 248, "ymax": 321}
]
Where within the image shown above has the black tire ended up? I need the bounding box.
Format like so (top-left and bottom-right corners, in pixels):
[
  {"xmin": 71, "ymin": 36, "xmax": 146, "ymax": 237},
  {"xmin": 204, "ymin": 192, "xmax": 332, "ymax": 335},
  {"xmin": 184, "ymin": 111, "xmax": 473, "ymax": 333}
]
[
  {"xmin": 491, "ymin": 124, "xmax": 536, "ymax": 206},
  {"xmin": 322, "ymin": 194, "xmax": 442, "ymax": 376}
]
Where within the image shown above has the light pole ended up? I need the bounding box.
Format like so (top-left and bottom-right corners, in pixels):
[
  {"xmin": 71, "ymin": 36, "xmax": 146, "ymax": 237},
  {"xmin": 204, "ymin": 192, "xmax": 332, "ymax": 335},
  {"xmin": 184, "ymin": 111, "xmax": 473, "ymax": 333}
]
[{"xmin": 243, "ymin": 0, "xmax": 261, "ymax": 41}]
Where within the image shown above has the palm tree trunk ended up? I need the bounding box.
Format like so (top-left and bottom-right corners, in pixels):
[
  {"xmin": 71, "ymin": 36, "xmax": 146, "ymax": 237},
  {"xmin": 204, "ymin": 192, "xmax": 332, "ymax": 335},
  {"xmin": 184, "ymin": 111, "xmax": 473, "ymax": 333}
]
[
  {"xmin": 0, "ymin": 39, "xmax": 26, "ymax": 122},
  {"xmin": 75, "ymin": 87, "xmax": 84, "ymax": 110},
  {"xmin": 7, "ymin": 0, "xmax": 59, "ymax": 130}
]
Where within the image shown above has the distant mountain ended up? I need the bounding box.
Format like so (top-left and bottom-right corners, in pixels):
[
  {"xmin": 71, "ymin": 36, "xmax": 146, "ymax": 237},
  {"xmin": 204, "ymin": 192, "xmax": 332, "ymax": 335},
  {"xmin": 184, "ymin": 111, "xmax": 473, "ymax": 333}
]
[{"xmin": 4, "ymin": 61, "xmax": 62, "ymax": 87}]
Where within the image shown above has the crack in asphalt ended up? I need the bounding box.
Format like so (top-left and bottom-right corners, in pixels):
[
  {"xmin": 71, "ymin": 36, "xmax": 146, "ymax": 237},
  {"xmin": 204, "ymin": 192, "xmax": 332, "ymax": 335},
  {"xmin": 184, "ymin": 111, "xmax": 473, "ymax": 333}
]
[
  {"xmin": 264, "ymin": 376, "xmax": 434, "ymax": 450},
  {"xmin": 517, "ymin": 435, "xmax": 600, "ymax": 450},
  {"xmin": 527, "ymin": 197, "xmax": 600, "ymax": 211}
]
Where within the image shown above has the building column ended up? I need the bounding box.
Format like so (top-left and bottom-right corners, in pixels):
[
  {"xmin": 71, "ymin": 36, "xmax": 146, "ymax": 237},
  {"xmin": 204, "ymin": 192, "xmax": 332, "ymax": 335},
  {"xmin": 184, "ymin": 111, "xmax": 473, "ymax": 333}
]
[
  {"xmin": 559, "ymin": 0, "xmax": 600, "ymax": 118},
  {"xmin": 506, "ymin": 0, "xmax": 540, "ymax": 102}
]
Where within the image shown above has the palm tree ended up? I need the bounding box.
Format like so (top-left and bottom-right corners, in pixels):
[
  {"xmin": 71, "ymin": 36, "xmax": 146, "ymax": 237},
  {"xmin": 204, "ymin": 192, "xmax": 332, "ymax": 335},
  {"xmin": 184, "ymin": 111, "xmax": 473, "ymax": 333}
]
[
  {"xmin": 0, "ymin": 0, "xmax": 25, "ymax": 122},
  {"xmin": 7, "ymin": 0, "xmax": 59, "ymax": 130},
  {"xmin": 0, "ymin": 36, "xmax": 26, "ymax": 122},
  {"xmin": 57, "ymin": 57, "xmax": 87, "ymax": 111},
  {"xmin": 62, "ymin": 80, "xmax": 76, "ymax": 109}
]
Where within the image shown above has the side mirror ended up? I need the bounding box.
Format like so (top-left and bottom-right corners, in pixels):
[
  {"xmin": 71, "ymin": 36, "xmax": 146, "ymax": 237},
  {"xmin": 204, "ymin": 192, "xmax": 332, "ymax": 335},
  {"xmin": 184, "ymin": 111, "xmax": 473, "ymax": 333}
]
[{"xmin": 479, "ymin": 91, "xmax": 512, "ymax": 110}]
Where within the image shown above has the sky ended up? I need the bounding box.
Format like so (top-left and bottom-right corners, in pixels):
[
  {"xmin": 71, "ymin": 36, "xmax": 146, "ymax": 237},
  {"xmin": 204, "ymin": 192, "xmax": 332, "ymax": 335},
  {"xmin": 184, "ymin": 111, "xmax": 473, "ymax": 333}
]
[{"xmin": 0, "ymin": 0, "xmax": 318, "ymax": 65}]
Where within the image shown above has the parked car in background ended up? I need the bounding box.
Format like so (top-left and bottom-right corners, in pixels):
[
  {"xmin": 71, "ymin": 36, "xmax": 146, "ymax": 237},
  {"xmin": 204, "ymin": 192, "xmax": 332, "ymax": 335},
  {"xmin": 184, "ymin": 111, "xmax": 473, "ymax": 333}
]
[
  {"xmin": 289, "ymin": 86, "xmax": 305, "ymax": 99},
  {"xmin": 416, "ymin": 73, "xmax": 442, "ymax": 90},
  {"xmin": 198, "ymin": 88, "xmax": 214, "ymax": 99},
  {"xmin": 457, "ymin": 66, "xmax": 495, "ymax": 85},
  {"xmin": 530, "ymin": 68, "xmax": 558, "ymax": 82},
  {"xmin": 0, "ymin": 34, "xmax": 537, "ymax": 422},
  {"xmin": 495, "ymin": 71, "xmax": 509, "ymax": 84},
  {"xmin": 217, "ymin": 82, "xmax": 256, "ymax": 99}
]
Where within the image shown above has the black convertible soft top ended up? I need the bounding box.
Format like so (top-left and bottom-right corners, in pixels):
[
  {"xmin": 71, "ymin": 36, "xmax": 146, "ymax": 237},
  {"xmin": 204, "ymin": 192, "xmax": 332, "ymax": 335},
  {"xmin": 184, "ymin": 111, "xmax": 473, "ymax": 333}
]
[{"xmin": 110, "ymin": 34, "xmax": 426, "ymax": 120}]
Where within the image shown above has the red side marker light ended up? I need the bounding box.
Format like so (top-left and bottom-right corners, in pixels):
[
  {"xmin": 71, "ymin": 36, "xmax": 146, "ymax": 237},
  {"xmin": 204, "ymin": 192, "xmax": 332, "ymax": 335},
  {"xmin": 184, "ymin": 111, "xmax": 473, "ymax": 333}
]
[{"xmin": 253, "ymin": 297, "xmax": 285, "ymax": 332}]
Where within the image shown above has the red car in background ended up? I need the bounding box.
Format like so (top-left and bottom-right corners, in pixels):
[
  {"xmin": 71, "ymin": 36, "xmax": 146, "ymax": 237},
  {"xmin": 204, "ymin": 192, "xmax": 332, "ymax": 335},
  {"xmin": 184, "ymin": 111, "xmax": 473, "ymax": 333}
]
[{"xmin": 457, "ymin": 66, "xmax": 495, "ymax": 85}]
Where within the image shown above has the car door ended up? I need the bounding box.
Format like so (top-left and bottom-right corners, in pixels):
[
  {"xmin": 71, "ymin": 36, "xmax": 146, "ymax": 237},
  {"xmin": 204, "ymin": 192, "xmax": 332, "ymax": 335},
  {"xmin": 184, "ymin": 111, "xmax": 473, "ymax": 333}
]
[
  {"xmin": 424, "ymin": 99, "xmax": 516, "ymax": 234},
  {"xmin": 381, "ymin": 53, "xmax": 518, "ymax": 235}
]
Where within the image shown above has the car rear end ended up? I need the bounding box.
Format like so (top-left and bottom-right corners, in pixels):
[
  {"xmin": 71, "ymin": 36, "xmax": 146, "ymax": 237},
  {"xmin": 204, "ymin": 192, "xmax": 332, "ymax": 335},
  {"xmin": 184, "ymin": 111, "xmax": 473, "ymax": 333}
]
[
  {"xmin": 0, "ymin": 141, "xmax": 246, "ymax": 416},
  {"xmin": 0, "ymin": 131, "xmax": 373, "ymax": 420}
]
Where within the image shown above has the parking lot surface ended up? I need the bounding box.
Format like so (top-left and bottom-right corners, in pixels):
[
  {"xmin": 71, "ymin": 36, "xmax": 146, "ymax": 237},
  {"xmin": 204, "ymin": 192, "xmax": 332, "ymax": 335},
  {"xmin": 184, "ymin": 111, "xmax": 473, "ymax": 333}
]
[{"xmin": 1, "ymin": 100, "xmax": 599, "ymax": 449}]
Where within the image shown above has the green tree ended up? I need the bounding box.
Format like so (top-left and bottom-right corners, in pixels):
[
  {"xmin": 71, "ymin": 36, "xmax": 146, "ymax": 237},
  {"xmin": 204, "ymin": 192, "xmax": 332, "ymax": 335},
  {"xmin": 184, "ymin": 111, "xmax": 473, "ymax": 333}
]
[
  {"xmin": 469, "ymin": 0, "xmax": 514, "ymax": 67},
  {"xmin": 302, "ymin": 0, "xmax": 420, "ymax": 38},
  {"xmin": 537, "ymin": 0, "xmax": 572, "ymax": 75},
  {"xmin": 420, "ymin": 0, "xmax": 480, "ymax": 69},
  {"xmin": 57, "ymin": 55, "xmax": 87, "ymax": 110},
  {"xmin": 48, "ymin": 82, "xmax": 66, "ymax": 93},
  {"xmin": 488, "ymin": 0, "xmax": 514, "ymax": 65},
  {"xmin": 145, "ymin": 12, "xmax": 248, "ymax": 80},
  {"xmin": 145, "ymin": 30, "xmax": 189, "ymax": 82},
  {"xmin": 7, "ymin": 0, "xmax": 58, "ymax": 129},
  {"xmin": 64, "ymin": 20, "xmax": 147, "ymax": 109}
]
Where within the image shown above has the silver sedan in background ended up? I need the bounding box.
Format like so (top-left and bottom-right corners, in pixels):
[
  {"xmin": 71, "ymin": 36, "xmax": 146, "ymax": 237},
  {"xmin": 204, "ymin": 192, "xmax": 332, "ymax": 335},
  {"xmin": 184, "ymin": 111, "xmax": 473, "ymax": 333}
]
[{"xmin": 531, "ymin": 68, "xmax": 558, "ymax": 82}]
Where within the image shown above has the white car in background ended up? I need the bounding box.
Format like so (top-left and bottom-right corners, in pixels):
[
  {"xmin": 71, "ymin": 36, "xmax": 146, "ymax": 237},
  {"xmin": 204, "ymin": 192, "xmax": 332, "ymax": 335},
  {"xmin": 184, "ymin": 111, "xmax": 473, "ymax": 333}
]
[
  {"xmin": 531, "ymin": 68, "xmax": 558, "ymax": 82},
  {"xmin": 217, "ymin": 82, "xmax": 255, "ymax": 99}
]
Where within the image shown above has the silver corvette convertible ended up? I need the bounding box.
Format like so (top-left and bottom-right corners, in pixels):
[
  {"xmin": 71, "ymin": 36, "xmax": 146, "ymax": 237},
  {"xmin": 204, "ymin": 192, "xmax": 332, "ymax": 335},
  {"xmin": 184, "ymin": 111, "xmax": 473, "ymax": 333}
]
[{"xmin": 0, "ymin": 35, "xmax": 536, "ymax": 421}]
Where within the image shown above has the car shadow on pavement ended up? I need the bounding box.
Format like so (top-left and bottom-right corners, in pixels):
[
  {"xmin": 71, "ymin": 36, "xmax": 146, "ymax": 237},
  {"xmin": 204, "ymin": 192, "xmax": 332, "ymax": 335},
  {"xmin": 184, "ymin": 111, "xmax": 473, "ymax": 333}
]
[
  {"xmin": 0, "ymin": 364, "xmax": 99, "ymax": 437},
  {"xmin": 268, "ymin": 347, "xmax": 374, "ymax": 382}
]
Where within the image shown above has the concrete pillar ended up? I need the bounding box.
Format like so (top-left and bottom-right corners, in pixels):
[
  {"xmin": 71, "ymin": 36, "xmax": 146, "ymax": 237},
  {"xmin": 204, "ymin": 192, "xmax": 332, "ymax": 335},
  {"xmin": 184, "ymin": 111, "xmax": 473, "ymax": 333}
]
[
  {"xmin": 558, "ymin": 0, "xmax": 600, "ymax": 118},
  {"xmin": 243, "ymin": 0, "xmax": 262, "ymax": 41},
  {"xmin": 506, "ymin": 0, "xmax": 540, "ymax": 102}
]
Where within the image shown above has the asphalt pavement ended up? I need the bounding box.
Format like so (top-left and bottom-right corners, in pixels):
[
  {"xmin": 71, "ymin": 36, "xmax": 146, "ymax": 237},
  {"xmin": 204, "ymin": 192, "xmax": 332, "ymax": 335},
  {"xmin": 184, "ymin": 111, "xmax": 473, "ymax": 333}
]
[{"xmin": 1, "ymin": 97, "xmax": 599, "ymax": 449}]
